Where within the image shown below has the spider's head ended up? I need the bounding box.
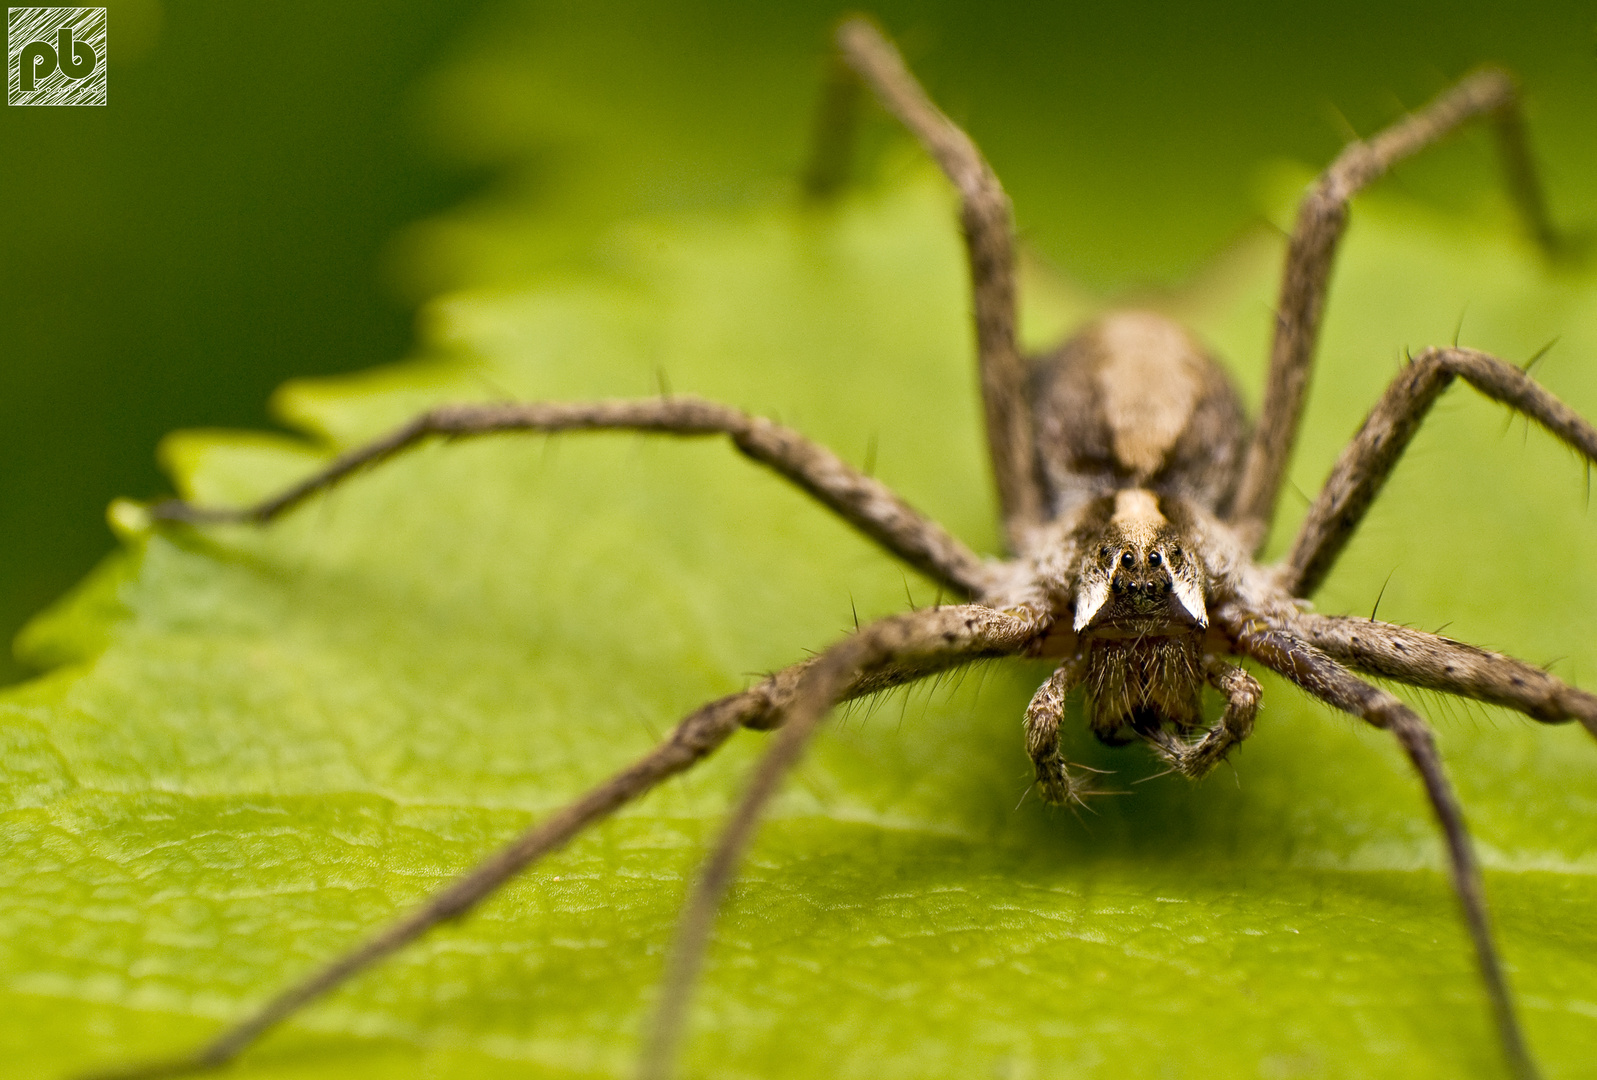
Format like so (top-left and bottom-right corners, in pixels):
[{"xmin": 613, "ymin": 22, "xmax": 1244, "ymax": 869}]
[{"xmin": 1072, "ymin": 489, "xmax": 1206, "ymax": 634}]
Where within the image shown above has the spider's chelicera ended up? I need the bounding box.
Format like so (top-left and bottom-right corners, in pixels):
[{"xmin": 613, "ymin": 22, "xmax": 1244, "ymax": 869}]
[{"xmin": 96, "ymin": 17, "xmax": 1596, "ymax": 1080}]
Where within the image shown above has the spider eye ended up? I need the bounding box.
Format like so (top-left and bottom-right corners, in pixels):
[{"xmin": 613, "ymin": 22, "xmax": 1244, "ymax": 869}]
[
  {"xmin": 1148, "ymin": 551, "xmax": 1162, "ymax": 568},
  {"xmin": 1119, "ymin": 551, "xmax": 1134, "ymax": 569},
  {"xmin": 1099, "ymin": 546, "xmax": 1110, "ymax": 559}
]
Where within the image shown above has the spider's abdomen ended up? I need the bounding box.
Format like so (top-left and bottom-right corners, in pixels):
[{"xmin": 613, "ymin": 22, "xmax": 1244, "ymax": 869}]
[{"xmin": 1030, "ymin": 310, "xmax": 1248, "ymax": 520}]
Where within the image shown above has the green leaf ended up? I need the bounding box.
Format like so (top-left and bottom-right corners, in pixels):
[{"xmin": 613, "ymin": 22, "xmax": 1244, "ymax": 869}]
[{"xmin": 4, "ymin": 156, "xmax": 1597, "ymax": 1080}]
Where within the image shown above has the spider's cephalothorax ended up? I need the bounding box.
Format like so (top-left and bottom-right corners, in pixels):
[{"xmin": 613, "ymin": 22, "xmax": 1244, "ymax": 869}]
[{"xmin": 109, "ymin": 16, "xmax": 1597, "ymax": 1080}]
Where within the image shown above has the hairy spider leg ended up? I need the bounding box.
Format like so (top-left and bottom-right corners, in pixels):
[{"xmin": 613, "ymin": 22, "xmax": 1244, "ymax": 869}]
[
  {"xmin": 1140, "ymin": 659, "xmax": 1262, "ymax": 778},
  {"xmin": 834, "ymin": 17, "xmax": 1043, "ymax": 544},
  {"xmin": 1022, "ymin": 657, "xmax": 1090, "ymax": 805},
  {"xmin": 1233, "ymin": 71, "xmax": 1561, "ymax": 547},
  {"xmin": 1229, "ymin": 616, "xmax": 1540, "ymax": 1080},
  {"xmin": 150, "ymin": 396, "xmax": 988, "ymax": 598},
  {"xmin": 1283, "ymin": 612, "xmax": 1597, "ymax": 740},
  {"xmin": 1282, "ymin": 345, "xmax": 1597, "ymax": 598},
  {"xmin": 640, "ymin": 604, "xmax": 1049, "ymax": 1080}
]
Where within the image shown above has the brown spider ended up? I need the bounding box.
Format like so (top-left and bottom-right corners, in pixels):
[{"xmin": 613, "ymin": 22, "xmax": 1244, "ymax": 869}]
[{"xmin": 95, "ymin": 17, "xmax": 1596, "ymax": 1080}]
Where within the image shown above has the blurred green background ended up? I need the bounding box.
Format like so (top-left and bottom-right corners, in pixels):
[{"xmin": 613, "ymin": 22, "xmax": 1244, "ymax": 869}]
[{"xmin": 2, "ymin": 0, "xmax": 1595, "ymax": 684}]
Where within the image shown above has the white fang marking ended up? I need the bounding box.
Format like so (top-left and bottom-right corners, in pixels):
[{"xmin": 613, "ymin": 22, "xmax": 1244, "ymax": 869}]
[
  {"xmin": 1173, "ymin": 576, "xmax": 1207, "ymax": 628},
  {"xmin": 1073, "ymin": 577, "xmax": 1111, "ymax": 631}
]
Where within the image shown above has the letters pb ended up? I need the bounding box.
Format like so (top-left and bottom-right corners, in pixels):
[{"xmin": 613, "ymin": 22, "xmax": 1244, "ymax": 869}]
[{"xmin": 19, "ymin": 28, "xmax": 97, "ymax": 92}]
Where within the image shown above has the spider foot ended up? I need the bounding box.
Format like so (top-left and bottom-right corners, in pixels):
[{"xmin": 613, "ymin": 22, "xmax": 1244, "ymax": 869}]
[
  {"xmin": 1034, "ymin": 758, "xmax": 1109, "ymax": 808},
  {"xmin": 1145, "ymin": 728, "xmax": 1236, "ymax": 780},
  {"xmin": 1146, "ymin": 663, "xmax": 1259, "ymax": 780}
]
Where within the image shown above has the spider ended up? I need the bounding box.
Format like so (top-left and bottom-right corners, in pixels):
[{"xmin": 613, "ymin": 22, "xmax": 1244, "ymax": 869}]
[{"xmin": 90, "ymin": 16, "xmax": 1597, "ymax": 1080}]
